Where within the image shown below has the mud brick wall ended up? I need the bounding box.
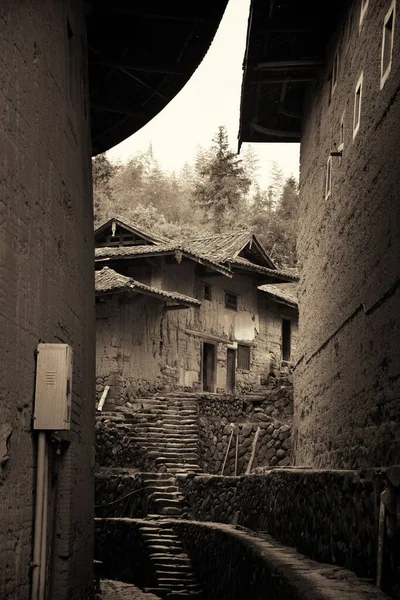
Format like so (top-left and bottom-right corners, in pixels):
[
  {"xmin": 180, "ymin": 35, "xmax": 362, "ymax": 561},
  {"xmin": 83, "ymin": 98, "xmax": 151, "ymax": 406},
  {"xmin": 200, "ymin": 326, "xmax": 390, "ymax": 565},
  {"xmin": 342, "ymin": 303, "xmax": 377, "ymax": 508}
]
[
  {"xmin": 198, "ymin": 387, "xmax": 293, "ymax": 475},
  {"xmin": 296, "ymin": 0, "xmax": 400, "ymax": 468},
  {"xmin": 0, "ymin": 2, "xmax": 94, "ymax": 599},
  {"xmin": 178, "ymin": 466, "xmax": 400, "ymax": 597}
]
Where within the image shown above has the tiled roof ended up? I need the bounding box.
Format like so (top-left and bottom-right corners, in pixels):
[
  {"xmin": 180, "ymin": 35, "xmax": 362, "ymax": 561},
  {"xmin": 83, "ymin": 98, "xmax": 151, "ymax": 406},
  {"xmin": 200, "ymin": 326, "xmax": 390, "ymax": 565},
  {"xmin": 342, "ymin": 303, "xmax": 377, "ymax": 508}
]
[
  {"xmin": 259, "ymin": 284, "xmax": 299, "ymax": 307},
  {"xmin": 95, "ymin": 244, "xmax": 233, "ymax": 277},
  {"xmin": 95, "ymin": 267, "xmax": 201, "ymax": 307},
  {"xmin": 184, "ymin": 232, "xmax": 253, "ymax": 262},
  {"xmin": 228, "ymin": 256, "xmax": 299, "ymax": 282},
  {"xmin": 94, "ymin": 217, "xmax": 168, "ymax": 244}
]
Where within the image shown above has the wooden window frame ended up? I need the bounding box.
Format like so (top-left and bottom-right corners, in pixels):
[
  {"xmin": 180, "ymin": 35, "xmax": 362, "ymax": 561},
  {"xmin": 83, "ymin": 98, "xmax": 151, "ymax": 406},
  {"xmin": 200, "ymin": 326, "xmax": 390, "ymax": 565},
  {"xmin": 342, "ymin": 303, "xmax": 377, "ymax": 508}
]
[
  {"xmin": 380, "ymin": 1, "xmax": 396, "ymax": 90},
  {"xmin": 237, "ymin": 344, "xmax": 251, "ymax": 371},
  {"xmin": 225, "ymin": 291, "xmax": 238, "ymax": 311},
  {"xmin": 353, "ymin": 72, "xmax": 363, "ymax": 139},
  {"xmin": 360, "ymin": 0, "xmax": 369, "ymax": 28},
  {"xmin": 204, "ymin": 284, "xmax": 212, "ymax": 301},
  {"xmin": 325, "ymin": 155, "xmax": 332, "ymax": 199}
]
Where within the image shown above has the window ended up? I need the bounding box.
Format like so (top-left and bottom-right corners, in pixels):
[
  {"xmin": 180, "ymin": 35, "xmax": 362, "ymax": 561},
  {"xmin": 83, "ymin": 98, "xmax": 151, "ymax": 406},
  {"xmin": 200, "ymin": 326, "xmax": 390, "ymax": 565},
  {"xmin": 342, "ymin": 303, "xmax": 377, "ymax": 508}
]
[
  {"xmin": 282, "ymin": 319, "xmax": 292, "ymax": 361},
  {"xmin": 225, "ymin": 292, "xmax": 238, "ymax": 310},
  {"xmin": 381, "ymin": 1, "xmax": 396, "ymax": 89},
  {"xmin": 339, "ymin": 112, "xmax": 345, "ymax": 152},
  {"xmin": 204, "ymin": 284, "xmax": 212, "ymax": 301},
  {"xmin": 331, "ymin": 50, "xmax": 340, "ymax": 95},
  {"xmin": 353, "ymin": 72, "xmax": 363, "ymax": 139},
  {"xmin": 237, "ymin": 344, "xmax": 251, "ymax": 371},
  {"xmin": 325, "ymin": 156, "xmax": 332, "ymax": 199},
  {"xmin": 360, "ymin": 0, "xmax": 369, "ymax": 27}
]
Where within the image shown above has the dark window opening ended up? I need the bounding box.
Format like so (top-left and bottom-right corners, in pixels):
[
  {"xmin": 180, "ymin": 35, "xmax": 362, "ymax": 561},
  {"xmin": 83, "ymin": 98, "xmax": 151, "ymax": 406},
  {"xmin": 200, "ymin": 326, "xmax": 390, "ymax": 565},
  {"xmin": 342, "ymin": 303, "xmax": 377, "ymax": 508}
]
[
  {"xmin": 202, "ymin": 343, "xmax": 216, "ymax": 392},
  {"xmin": 282, "ymin": 319, "xmax": 292, "ymax": 361},
  {"xmin": 381, "ymin": 4, "xmax": 395, "ymax": 88},
  {"xmin": 204, "ymin": 284, "xmax": 212, "ymax": 300},
  {"xmin": 237, "ymin": 344, "xmax": 250, "ymax": 371},
  {"xmin": 225, "ymin": 292, "xmax": 238, "ymax": 310}
]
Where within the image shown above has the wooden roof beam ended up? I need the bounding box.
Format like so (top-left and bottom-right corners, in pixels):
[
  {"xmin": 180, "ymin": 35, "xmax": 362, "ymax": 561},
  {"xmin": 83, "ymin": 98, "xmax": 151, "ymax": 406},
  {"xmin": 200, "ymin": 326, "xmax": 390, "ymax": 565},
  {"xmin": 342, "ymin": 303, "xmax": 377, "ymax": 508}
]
[
  {"xmin": 91, "ymin": 103, "xmax": 147, "ymax": 118},
  {"xmin": 251, "ymin": 74, "xmax": 316, "ymax": 83},
  {"xmin": 90, "ymin": 60, "xmax": 185, "ymax": 76},
  {"xmin": 92, "ymin": 5, "xmax": 207, "ymax": 23},
  {"xmin": 257, "ymin": 59, "xmax": 324, "ymax": 70},
  {"xmin": 251, "ymin": 121, "xmax": 301, "ymax": 139}
]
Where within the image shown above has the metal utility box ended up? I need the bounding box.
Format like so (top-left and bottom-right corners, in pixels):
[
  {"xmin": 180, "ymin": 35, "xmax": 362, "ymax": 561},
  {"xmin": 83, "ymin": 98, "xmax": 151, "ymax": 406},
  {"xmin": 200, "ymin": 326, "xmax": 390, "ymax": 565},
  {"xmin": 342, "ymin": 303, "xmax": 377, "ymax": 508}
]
[{"xmin": 34, "ymin": 343, "xmax": 73, "ymax": 430}]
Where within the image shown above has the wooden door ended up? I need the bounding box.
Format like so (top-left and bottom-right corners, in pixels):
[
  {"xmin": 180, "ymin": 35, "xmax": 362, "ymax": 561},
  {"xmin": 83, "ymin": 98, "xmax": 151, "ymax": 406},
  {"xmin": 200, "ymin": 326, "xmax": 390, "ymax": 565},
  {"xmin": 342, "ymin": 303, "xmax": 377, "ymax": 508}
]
[
  {"xmin": 202, "ymin": 343, "xmax": 216, "ymax": 392},
  {"xmin": 226, "ymin": 348, "xmax": 236, "ymax": 394}
]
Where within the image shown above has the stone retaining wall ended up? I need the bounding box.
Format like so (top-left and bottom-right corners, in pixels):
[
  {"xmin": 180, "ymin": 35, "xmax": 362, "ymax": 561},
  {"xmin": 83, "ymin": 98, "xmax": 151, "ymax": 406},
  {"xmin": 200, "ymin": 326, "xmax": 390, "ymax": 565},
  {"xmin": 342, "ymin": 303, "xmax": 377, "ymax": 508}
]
[
  {"xmin": 198, "ymin": 385, "xmax": 293, "ymax": 475},
  {"xmin": 95, "ymin": 519, "xmax": 157, "ymax": 592},
  {"xmin": 96, "ymin": 412, "xmax": 152, "ymax": 470},
  {"xmin": 177, "ymin": 467, "xmax": 400, "ymax": 597},
  {"xmin": 95, "ymin": 470, "xmax": 146, "ymax": 518}
]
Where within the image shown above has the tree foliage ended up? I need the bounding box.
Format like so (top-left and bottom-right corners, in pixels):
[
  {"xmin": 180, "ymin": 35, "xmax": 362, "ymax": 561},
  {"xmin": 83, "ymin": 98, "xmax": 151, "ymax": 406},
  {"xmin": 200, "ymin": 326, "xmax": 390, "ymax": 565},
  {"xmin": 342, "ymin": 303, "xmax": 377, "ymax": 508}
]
[{"xmin": 92, "ymin": 127, "xmax": 299, "ymax": 268}]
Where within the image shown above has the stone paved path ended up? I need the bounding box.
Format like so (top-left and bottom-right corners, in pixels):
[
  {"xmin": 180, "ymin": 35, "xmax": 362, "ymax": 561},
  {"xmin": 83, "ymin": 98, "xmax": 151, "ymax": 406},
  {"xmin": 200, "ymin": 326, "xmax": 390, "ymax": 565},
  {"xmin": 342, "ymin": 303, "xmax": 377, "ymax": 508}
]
[{"xmin": 99, "ymin": 579, "xmax": 161, "ymax": 599}]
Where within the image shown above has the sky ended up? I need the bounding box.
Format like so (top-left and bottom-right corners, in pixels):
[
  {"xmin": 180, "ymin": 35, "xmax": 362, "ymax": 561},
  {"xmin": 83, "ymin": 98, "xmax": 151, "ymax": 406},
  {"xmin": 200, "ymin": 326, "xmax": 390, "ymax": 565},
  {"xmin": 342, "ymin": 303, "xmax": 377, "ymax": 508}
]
[{"xmin": 106, "ymin": 0, "xmax": 300, "ymax": 188}]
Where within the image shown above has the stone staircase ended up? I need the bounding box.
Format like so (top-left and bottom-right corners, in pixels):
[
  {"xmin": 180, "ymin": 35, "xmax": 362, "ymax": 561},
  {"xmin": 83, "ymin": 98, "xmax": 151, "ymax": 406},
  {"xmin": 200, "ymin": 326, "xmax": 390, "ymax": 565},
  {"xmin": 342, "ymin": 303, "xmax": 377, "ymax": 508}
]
[{"xmin": 140, "ymin": 522, "xmax": 201, "ymax": 599}]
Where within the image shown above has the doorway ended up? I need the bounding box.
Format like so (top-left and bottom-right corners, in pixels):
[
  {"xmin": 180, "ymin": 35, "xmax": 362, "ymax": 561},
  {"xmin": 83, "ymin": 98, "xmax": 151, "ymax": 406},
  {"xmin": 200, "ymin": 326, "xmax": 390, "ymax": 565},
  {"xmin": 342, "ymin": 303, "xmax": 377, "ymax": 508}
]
[
  {"xmin": 226, "ymin": 348, "xmax": 236, "ymax": 394},
  {"xmin": 202, "ymin": 343, "xmax": 216, "ymax": 392}
]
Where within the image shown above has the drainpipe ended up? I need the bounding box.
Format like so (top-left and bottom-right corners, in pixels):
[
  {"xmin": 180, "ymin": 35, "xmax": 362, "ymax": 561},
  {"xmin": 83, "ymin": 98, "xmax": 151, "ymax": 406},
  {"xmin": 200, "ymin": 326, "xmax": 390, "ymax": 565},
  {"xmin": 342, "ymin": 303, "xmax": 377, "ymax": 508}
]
[
  {"xmin": 39, "ymin": 439, "xmax": 49, "ymax": 600},
  {"xmin": 31, "ymin": 432, "xmax": 47, "ymax": 600},
  {"xmin": 377, "ymin": 489, "xmax": 386, "ymax": 589}
]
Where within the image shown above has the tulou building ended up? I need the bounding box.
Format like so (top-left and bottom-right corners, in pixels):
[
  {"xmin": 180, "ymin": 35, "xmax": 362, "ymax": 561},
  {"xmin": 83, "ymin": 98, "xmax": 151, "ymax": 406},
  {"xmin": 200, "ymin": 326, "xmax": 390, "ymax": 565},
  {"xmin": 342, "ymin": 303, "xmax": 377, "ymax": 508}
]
[
  {"xmin": 94, "ymin": 218, "xmax": 298, "ymax": 403},
  {"xmin": 0, "ymin": 2, "xmax": 228, "ymax": 598}
]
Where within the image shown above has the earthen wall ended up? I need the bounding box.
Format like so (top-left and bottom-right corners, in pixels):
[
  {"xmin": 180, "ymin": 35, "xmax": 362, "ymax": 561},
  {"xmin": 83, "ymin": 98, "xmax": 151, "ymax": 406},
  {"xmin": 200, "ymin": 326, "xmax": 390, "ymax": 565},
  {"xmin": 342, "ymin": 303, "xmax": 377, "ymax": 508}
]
[
  {"xmin": 296, "ymin": 0, "xmax": 400, "ymax": 467},
  {"xmin": 0, "ymin": 1, "xmax": 94, "ymax": 598}
]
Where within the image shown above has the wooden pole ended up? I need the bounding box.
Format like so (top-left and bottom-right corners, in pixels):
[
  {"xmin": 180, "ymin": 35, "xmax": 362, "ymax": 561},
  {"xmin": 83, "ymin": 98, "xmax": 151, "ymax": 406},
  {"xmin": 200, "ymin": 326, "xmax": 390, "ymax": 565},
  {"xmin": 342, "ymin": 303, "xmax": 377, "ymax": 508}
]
[
  {"xmin": 245, "ymin": 427, "xmax": 260, "ymax": 475},
  {"xmin": 97, "ymin": 385, "xmax": 110, "ymax": 411},
  {"xmin": 221, "ymin": 425, "xmax": 234, "ymax": 476},
  {"xmin": 234, "ymin": 426, "xmax": 239, "ymax": 476}
]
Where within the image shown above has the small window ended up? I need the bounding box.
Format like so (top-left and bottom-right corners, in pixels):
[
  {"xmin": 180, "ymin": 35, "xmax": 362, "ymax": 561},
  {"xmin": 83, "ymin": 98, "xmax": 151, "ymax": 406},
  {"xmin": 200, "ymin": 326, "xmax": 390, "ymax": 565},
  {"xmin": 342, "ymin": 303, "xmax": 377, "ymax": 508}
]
[
  {"xmin": 346, "ymin": 10, "xmax": 354, "ymax": 50},
  {"xmin": 325, "ymin": 156, "xmax": 332, "ymax": 199},
  {"xmin": 353, "ymin": 72, "xmax": 363, "ymax": 139},
  {"xmin": 339, "ymin": 112, "xmax": 345, "ymax": 152},
  {"xmin": 282, "ymin": 319, "xmax": 292, "ymax": 361},
  {"xmin": 225, "ymin": 292, "xmax": 238, "ymax": 310},
  {"xmin": 204, "ymin": 284, "xmax": 212, "ymax": 301},
  {"xmin": 237, "ymin": 344, "xmax": 251, "ymax": 370},
  {"xmin": 360, "ymin": 0, "xmax": 369, "ymax": 27},
  {"xmin": 331, "ymin": 50, "xmax": 340, "ymax": 95},
  {"xmin": 381, "ymin": 1, "xmax": 396, "ymax": 89}
]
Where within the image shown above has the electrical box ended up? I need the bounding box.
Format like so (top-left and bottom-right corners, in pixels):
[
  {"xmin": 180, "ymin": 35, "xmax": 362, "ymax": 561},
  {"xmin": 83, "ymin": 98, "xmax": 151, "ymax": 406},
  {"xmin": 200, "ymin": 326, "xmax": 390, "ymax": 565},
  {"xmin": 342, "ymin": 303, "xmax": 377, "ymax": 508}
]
[{"xmin": 34, "ymin": 343, "xmax": 73, "ymax": 430}]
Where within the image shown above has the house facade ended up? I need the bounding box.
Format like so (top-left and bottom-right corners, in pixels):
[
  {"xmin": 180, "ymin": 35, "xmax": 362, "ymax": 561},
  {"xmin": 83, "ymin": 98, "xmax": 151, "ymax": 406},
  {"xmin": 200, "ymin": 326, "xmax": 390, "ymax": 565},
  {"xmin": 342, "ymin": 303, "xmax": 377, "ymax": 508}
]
[
  {"xmin": 95, "ymin": 219, "xmax": 298, "ymax": 405},
  {"xmin": 240, "ymin": 0, "xmax": 400, "ymax": 469}
]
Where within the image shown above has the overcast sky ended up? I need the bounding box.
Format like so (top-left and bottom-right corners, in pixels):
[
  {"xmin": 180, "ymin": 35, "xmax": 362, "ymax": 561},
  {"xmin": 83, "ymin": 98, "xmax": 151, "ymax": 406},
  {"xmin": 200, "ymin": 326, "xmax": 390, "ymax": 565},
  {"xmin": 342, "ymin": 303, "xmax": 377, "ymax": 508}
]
[{"xmin": 106, "ymin": 0, "xmax": 300, "ymax": 188}]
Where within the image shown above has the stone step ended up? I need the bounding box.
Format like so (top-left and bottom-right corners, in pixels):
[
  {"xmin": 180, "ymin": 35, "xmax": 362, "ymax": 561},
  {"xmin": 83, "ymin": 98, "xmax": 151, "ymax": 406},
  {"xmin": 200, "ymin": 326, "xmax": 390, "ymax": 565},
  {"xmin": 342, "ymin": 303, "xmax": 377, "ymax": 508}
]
[
  {"xmin": 149, "ymin": 492, "xmax": 184, "ymax": 501},
  {"xmin": 148, "ymin": 544, "xmax": 182, "ymax": 553},
  {"xmin": 155, "ymin": 564, "xmax": 193, "ymax": 573},
  {"xmin": 152, "ymin": 497, "xmax": 182, "ymax": 506},
  {"xmin": 150, "ymin": 554, "xmax": 191, "ymax": 563},
  {"xmin": 139, "ymin": 527, "xmax": 175, "ymax": 535},
  {"xmin": 145, "ymin": 485, "xmax": 179, "ymax": 493},
  {"xmin": 161, "ymin": 506, "xmax": 182, "ymax": 516}
]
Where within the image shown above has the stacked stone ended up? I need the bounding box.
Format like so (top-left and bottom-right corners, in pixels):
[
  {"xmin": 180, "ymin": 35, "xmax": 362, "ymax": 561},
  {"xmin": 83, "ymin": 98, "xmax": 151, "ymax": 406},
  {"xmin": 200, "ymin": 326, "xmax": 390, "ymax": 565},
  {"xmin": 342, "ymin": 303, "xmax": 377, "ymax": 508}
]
[
  {"xmin": 95, "ymin": 470, "xmax": 146, "ymax": 518},
  {"xmin": 95, "ymin": 412, "xmax": 154, "ymax": 471},
  {"xmin": 199, "ymin": 415, "xmax": 291, "ymax": 475}
]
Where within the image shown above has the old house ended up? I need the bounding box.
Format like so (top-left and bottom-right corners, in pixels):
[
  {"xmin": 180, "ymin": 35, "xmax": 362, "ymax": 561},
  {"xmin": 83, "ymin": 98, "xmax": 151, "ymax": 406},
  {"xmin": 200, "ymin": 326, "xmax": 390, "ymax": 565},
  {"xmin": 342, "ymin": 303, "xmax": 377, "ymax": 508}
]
[
  {"xmin": 240, "ymin": 0, "xmax": 400, "ymax": 470},
  {"xmin": 95, "ymin": 218, "xmax": 298, "ymax": 404},
  {"xmin": 0, "ymin": 2, "xmax": 228, "ymax": 598}
]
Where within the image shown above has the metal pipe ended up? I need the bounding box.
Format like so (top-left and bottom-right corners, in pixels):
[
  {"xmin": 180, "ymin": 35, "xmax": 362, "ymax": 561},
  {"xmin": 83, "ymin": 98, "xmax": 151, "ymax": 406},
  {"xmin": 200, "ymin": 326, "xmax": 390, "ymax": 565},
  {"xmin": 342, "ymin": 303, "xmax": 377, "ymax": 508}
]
[
  {"xmin": 39, "ymin": 440, "xmax": 49, "ymax": 600},
  {"xmin": 31, "ymin": 432, "xmax": 46, "ymax": 600}
]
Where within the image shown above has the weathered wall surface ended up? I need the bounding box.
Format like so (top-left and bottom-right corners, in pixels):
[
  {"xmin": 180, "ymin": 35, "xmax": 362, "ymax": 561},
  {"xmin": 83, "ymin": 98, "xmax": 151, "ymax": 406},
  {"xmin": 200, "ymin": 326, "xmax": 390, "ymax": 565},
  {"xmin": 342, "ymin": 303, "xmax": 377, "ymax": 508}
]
[
  {"xmin": 296, "ymin": 0, "xmax": 400, "ymax": 467},
  {"xmin": 178, "ymin": 467, "xmax": 400, "ymax": 597},
  {"xmin": 0, "ymin": 1, "xmax": 94, "ymax": 598},
  {"xmin": 198, "ymin": 386, "xmax": 293, "ymax": 475},
  {"xmin": 96, "ymin": 262, "xmax": 298, "ymax": 404}
]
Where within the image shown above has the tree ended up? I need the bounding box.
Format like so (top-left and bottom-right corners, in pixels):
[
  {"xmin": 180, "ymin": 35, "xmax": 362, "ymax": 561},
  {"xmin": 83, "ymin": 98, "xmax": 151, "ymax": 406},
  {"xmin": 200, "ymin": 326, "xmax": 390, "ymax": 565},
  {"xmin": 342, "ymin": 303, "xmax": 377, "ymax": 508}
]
[
  {"xmin": 92, "ymin": 153, "xmax": 120, "ymax": 225},
  {"xmin": 193, "ymin": 126, "xmax": 251, "ymax": 232}
]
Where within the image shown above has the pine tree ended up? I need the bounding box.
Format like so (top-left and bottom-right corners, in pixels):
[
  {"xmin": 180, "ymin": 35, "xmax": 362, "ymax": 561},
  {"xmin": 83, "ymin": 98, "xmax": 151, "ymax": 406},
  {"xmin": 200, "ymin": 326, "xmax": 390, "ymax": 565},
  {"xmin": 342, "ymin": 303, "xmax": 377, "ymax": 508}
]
[{"xmin": 193, "ymin": 126, "xmax": 251, "ymax": 233}]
